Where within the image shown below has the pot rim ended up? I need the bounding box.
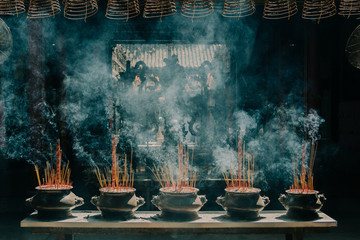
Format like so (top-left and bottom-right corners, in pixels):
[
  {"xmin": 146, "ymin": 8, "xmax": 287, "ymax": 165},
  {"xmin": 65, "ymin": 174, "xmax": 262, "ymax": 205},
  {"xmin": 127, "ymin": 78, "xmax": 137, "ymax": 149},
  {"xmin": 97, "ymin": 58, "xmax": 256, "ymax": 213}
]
[
  {"xmin": 159, "ymin": 187, "xmax": 199, "ymax": 195},
  {"xmin": 99, "ymin": 187, "xmax": 136, "ymax": 193},
  {"xmin": 225, "ymin": 187, "xmax": 261, "ymax": 193},
  {"xmin": 35, "ymin": 185, "xmax": 73, "ymax": 191},
  {"xmin": 285, "ymin": 189, "xmax": 319, "ymax": 195}
]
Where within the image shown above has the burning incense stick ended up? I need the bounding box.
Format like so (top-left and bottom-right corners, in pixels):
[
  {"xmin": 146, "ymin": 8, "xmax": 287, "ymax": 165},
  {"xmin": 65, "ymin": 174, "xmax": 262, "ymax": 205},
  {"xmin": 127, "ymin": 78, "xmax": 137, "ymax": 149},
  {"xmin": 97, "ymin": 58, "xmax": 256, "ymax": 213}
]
[
  {"xmin": 237, "ymin": 140, "xmax": 242, "ymax": 187},
  {"xmin": 94, "ymin": 136, "xmax": 135, "ymax": 191},
  {"xmin": 34, "ymin": 165, "xmax": 41, "ymax": 186},
  {"xmin": 290, "ymin": 142, "xmax": 318, "ymax": 193},
  {"xmin": 34, "ymin": 140, "xmax": 72, "ymax": 189},
  {"xmin": 184, "ymin": 147, "xmax": 189, "ymax": 185},
  {"xmin": 56, "ymin": 139, "xmax": 61, "ymax": 185},
  {"xmin": 178, "ymin": 142, "xmax": 183, "ymax": 187},
  {"xmin": 95, "ymin": 157, "xmax": 134, "ymax": 191},
  {"xmin": 150, "ymin": 142, "xmax": 197, "ymax": 192},
  {"xmin": 252, "ymin": 154, "xmax": 255, "ymax": 188},
  {"xmin": 223, "ymin": 140, "xmax": 255, "ymax": 191},
  {"xmin": 50, "ymin": 143, "xmax": 53, "ymax": 169},
  {"xmin": 111, "ymin": 136, "xmax": 118, "ymax": 188}
]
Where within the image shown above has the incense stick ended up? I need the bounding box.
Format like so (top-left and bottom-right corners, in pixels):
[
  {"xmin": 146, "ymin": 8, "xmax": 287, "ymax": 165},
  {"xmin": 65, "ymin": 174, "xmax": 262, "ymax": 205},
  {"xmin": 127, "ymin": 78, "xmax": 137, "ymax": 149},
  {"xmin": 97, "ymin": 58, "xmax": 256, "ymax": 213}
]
[
  {"xmin": 34, "ymin": 141, "xmax": 72, "ymax": 189},
  {"xmin": 150, "ymin": 142, "xmax": 197, "ymax": 192},
  {"xmin": 223, "ymin": 140, "xmax": 255, "ymax": 191},
  {"xmin": 291, "ymin": 142, "xmax": 318, "ymax": 192}
]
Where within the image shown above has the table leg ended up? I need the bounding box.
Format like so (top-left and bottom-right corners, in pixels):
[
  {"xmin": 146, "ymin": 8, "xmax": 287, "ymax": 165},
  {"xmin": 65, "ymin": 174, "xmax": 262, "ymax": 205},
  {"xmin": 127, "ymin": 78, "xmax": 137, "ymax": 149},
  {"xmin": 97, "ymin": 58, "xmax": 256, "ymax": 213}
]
[
  {"xmin": 294, "ymin": 229, "xmax": 304, "ymax": 240},
  {"xmin": 56, "ymin": 233, "xmax": 74, "ymax": 240},
  {"xmin": 285, "ymin": 233, "xmax": 293, "ymax": 240}
]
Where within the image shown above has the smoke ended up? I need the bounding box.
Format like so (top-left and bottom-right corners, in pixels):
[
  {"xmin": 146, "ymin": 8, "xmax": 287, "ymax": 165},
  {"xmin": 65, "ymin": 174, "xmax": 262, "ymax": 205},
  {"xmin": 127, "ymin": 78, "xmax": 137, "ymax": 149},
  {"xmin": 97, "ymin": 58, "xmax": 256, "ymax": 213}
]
[
  {"xmin": 61, "ymin": 45, "xmax": 115, "ymax": 167},
  {"xmin": 0, "ymin": 8, "xmax": 330, "ymax": 195},
  {"xmin": 212, "ymin": 145, "xmax": 236, "ymax": 173},
  {"xmin": 211, "ymin": 103, "xmax": 325, "ymax": 191},
  {"xmin": 0, "ymin": 15, "xmax": 259, "ymax": 172},
  {"xmin": 304, "ymin": 108, "xmax": 325, "ymax": 143},
  {"xmin": 234, "ymin": 110, "xmax": 258, "ymax": 138}
]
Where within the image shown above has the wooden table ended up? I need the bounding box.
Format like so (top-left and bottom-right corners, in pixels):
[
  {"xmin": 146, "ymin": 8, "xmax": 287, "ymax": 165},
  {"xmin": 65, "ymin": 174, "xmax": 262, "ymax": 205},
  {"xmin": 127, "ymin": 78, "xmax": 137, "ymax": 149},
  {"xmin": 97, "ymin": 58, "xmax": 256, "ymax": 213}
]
[{"xmin": 20, "ymin": 210, "xmax": 337, "ymax": 240}]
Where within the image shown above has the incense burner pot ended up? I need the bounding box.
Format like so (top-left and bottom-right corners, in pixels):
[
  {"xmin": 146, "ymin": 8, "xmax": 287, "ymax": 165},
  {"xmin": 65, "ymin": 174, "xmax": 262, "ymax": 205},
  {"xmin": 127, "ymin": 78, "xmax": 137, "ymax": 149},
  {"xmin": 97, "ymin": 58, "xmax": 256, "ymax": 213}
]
[
  {"xmin": 25, "ymin": 186, "xmax": 84, "ymax": 219},
  {"xmin": 91, "ymin": 188, "xmax": 145, "ymax": 219},
  {"xmin": 216, "ymin": 188, "xmax": 270, "ymax": 219},
  {"xmin": 279, "ymin": 190, "xmax": 326, "ymax": 220},
  {"xmin": 151, "ymin": 187, "xmax": 207, "ymax": 219}
]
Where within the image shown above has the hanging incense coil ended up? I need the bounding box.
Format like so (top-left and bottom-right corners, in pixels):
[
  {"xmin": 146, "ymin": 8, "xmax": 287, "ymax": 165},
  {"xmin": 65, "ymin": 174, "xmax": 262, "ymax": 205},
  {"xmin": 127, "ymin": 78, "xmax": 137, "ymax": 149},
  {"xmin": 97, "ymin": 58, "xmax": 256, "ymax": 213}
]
[
  {"xmin": 263, "ymin": 0, "xmax": 297, "ymax": 19},
  {"xmin": 345, "ymin": 24, "xmax": 360, "ymax": 69},
  {"xmin": 27, "ymin": 0, "xmax": 61, "ymax": 18},
  {"xmin": 106, "ymin": 0, "xmax": 140, "ymax": 20},
  {"xmin": 0, "ymin": 0, "xmax": 25, "ymax": 15},
  {"xmin": 0, "ymin": 18, "xmax": 12, "ymax": 64},
  {"xmin": 338, "ymin": 0, "xmax": 360, "ymax": 18},
  {"xmin": 222, "ymin": 0, "xmax": 255, "ymax": 18},
  {"xmin": 64, "ymin": 0, "xmax": 98, "ymax": 20},
  {"xmin": 302, "ymin": 0, "xmax": 336, "ymax": 22},
  {"xmin": 181, "ymin": 0, "xmax": 214, "ymax": 18},
  {"xmin": 143, "ymin": 0, "xmax": 176, "ymax": 18}
]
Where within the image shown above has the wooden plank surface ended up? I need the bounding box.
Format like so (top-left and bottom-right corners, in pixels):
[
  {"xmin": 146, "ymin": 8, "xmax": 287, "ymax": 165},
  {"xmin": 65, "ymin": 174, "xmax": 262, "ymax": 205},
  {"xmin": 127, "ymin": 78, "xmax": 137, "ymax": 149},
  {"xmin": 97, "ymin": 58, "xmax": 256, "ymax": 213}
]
[{"xmin": 21, "ymin": 211, "xmax": 337, "ymax": 229}]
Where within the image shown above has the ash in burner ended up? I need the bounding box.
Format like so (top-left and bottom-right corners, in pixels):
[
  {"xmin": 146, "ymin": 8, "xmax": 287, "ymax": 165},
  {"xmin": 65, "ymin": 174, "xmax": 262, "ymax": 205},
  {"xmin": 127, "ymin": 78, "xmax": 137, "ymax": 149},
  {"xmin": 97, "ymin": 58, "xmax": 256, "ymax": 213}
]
[
  {"xmin": 286, "ymin": 189, "xmax": 318, "ymax": 194},
  {"xmin": 36, "ymin": 185, "xmax": 73, "ymax": 190},
  {"xmin": 99, "ymin": 187, "xmax": 135, "ymax": 193},
  {"xmin": 160, "ymin": 186, "xmax": 198, "ymax": 193},
  {"xmin": 225, "ymin": 187, "xmax": 261, "ymax": 193}
]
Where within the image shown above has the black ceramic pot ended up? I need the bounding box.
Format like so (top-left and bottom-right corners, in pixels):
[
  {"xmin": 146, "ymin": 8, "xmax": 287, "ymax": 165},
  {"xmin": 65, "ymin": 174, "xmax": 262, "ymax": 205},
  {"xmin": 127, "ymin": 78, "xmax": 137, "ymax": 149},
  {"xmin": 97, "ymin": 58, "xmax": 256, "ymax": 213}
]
[
  {"xmin": 91, "ymin": 188, "xmax": 145, "ymax": 219},
  {"xmin": 278, "ymin": 190, "xmax": 326, "ymax": 220},
  {"xmin": 25, "ymin": 186, "xmax": 84, "ymax": 219},
  {"xmin": 151, "ymin": 187, "xmax": 207, "ymax": 220},
  {"xmin": 216, "ymin": 188, "xmax": 270, "ymax": 219}
]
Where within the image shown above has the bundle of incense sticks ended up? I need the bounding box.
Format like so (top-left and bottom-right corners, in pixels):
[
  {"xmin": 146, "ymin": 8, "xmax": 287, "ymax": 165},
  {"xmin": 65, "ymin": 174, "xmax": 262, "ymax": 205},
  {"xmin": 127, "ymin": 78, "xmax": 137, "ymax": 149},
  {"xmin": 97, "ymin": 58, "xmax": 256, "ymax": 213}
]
[
  {"xmin": 222, "ymin": 139, "xmax": 255, "ymax": 190},
  {"xmin": 290, "ymin": 142, "xmax": 318, "ymax": 193},
  {"xmin": 94, "ymin": 136, "xmax": 134, "ymax": 190},
  {"xmin": 34, "ymin": 140, "xmax": 72, "ymax": 189},
  {"xmin": 150, "ymin": 142, "xmax": 197, "ymax": 191}
]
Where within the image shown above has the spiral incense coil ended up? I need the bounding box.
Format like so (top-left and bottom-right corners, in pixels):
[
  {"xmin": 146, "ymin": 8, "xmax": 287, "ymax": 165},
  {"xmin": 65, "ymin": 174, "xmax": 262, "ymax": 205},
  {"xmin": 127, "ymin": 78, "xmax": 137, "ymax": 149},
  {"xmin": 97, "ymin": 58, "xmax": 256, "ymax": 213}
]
[
  {"xmin": 346, "ymin": 24, "xmax": 360, "ymax": 69},
  {"xmin": 143, "ymin": 0, "xmax": 176, "ymax": 18},
  {"xmin": 222, "ymin": 0, "xmax": 255, "ymax": 18},
  {"xmin": 64, "ymin": 0, "xmax": 98, "ymax": 20},
  {"xmin": 302, "ymin": 0, "xmax": 336, "ymax": 22},
  {"xmin": 181, "ymin": 0, "xmax": 214, "ymax": 18},
  {"xmin": 106, "ymin": 0, "xmax": 140, "ymax": 20},
  {"xmin": 27, "ymin": 0, "xmax": 61, "ymax": 18},
  {"xmin": 0, "ymin": 0, "xmax": 25, "ymax": 15},
  {"xmin": 263, "ymin": 0, "xmax": 297, "ymax": 19},
  {"xmin": 338, "ymin": 0, "xmax": 360, "ymax": 18}
]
